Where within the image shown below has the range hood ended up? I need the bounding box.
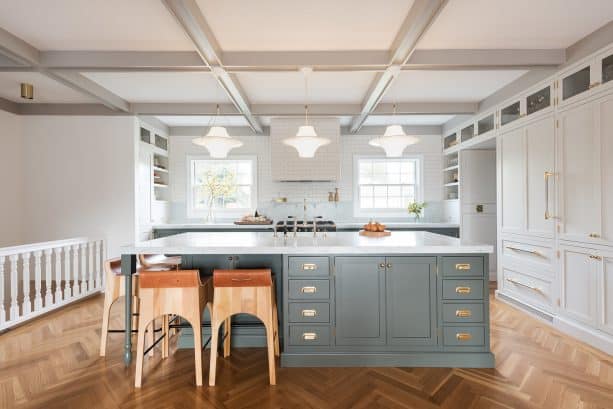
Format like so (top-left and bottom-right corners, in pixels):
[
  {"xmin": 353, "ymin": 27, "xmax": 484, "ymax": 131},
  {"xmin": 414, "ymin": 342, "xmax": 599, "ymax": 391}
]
[{"xmin": 271, "ymin": 117, "xmax": 340, "ymax": 181}]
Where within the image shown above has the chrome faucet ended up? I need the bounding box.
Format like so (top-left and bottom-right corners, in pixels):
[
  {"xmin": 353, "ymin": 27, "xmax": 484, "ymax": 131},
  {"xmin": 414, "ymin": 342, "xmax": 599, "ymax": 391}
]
[
  {"xmin": 313, "ymin": 216, "xmax": 323, "ymax": 237},
  {"xmin": 303, "ymin": 198, "xmax": 308, "ymax": 226}
]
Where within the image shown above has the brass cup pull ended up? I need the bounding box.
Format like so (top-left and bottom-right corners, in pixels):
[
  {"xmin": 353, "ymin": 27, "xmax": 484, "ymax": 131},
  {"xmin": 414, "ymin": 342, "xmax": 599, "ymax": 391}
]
[
  {"xmin": 300, "ymin": 286, "xmax": 317, "ymax": 294},
  {"xmin": 455, "ymin": 286, "xmax": 471, "ymax": 294},
  {"xmin": 456, "ymin": 333, "xmax": 472, "ymax": 341},
  {"xmin": 589, "ymin": 233, "xmax": 601, "ymax": 238},
  {"xmin": 301, "ymin": 309, "xmax": 317, "ymax": 317},
  {"xmin": 302, "ymin": 263, "xmax": 317, "ymax": 270},
  {"xmin": 455, "ymin": 309, "xmax": 472, "ymax": 318},
  {"xmin": 302, "ymin": 332, "xmax": 318, "ymax": 341},
  {"xmin": 455, "ymin": 263, "xmax": 471, "ymax": 270}
]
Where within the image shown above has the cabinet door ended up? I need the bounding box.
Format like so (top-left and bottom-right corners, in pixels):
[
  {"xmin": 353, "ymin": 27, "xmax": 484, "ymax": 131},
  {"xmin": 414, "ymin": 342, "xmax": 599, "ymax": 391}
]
[
  {"xmin": 335, "ymin": 257, "xmax": 386, "ymax": 346},
  {"xmin": 601, "ymin": 253, "xmax": 613, "ymax": 335},
  {"xmin": 137, "ymin": 148, "xmax": 152, "ymax": 225},
  {"xmin": 598, "ymin": 93, "xmax": 613, "ymax": 245},
  {"xmin": 525, "ymin": 115, "xmax": 555, "ymax": 237},
  {"xmin": 558, "ymin": 101, "xmax": 601, "ymax": 242},
  {"xmin": 500, "ymin": 127, "xmax": 525, "ymax": 233},
  {"xmin": 386, "ymin": 257, "xmax": 437, "ymax": 346},
  {"xmin": 560, "ymin": 246, "xmax": 598, "ymax": 326}
]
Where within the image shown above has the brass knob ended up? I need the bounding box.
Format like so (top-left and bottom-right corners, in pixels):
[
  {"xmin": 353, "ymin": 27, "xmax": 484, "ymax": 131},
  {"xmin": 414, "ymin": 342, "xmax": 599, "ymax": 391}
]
[
  {"xmin": 379, "ymin": 263, "xmax": 386, "ymax": 268},
  {"xmin": 386, "ymin": 263, "xmax": 392, "ymax": 268}
]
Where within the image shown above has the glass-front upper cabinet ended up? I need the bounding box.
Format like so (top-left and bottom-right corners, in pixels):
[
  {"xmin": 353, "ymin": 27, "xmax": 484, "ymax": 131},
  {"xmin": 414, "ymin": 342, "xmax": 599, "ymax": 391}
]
[
  {"xmin": 477, "ymin": 114, "xmax": 495, "ymax": 135},
  {"xmin": 526, "ymin": 86, "xmax": 551, "ymax": 115},
  {"xmin": 500, "ymin": 100, "xmax": 521, "ymax": 127},
  {"xmin": 140, "ymin": 127, "xmax": 151, "ymax": 144},
  {"xmin": 559, "ymin": 48, "xmax": 613, "ymax": 104},
  {"xmin": 460, "ymin": 124, "xmax": 475, "ymax": 142},
  {"xmin": 562, "ymin": 65, "xmax": 591, "ymax": 101},
  {"xmin": 600, "ymin": 51, "xmax": 613, "ymax": 85},
  {"xmin": 444, "ymin": 132, "xmax": 458, "ymax": 149}
]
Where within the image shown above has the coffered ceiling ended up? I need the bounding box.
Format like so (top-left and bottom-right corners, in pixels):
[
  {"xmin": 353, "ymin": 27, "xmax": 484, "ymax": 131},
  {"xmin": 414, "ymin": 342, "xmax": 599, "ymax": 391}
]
[{"xmin": 0, "ymin": 0, "xmax": 611, "ymax": 131}]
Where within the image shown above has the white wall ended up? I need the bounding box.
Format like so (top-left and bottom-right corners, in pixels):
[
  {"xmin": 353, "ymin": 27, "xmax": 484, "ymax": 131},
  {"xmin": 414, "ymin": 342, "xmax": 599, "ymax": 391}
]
[
  {"xmin": 169, "ymin": 131, "xmax": 443, "ymax": 223},
  {"xmin": 0, "ymin": 110, "xmax": 24, "ymax": 246},
  {"xmin": 21, "ymin": 116, "xmax": 137, "ymax": 257}
]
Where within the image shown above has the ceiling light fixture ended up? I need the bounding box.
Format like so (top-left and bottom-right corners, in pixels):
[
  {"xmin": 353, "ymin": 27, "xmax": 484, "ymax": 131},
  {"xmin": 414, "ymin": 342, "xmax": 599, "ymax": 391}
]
[
  {"xmin": 283, "ymin": 67, "xmax": 330, "ymax": 158},
  {"xmin": 192, "ymin": 104, "xmax": 243, "ymax": 158},
  {"xmin": 368, "ymin": 104, "xmax": 419, "ymax": 157}
]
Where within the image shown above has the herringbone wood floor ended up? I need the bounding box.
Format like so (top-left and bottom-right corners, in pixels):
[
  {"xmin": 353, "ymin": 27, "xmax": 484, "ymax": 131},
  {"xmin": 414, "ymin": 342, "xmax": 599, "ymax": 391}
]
[{"xmin": 1, "ymin": 291, "xmax": 612, "ymax": 409}]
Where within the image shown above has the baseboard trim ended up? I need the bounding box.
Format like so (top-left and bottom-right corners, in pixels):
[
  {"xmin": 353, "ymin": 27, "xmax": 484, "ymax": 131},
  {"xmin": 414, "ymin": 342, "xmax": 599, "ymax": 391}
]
[
  {"xmin": 281, "ymin": 352, "xmax": 495, "ymax": 368},
  {"xmin": 495, "ymin": 290, "xmax": 554, "ymax": 323},
  {"xmin": 553, "ymin": 316, "xmax": 613, "ymax": 356}
]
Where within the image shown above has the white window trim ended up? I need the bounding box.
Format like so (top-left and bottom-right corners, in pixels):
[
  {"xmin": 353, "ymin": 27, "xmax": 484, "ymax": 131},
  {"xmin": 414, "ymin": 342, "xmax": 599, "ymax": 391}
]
[
  {"xmin": 186, "ymin": 155, "xmax": 258, "ymax": 219},
  {"xmin": 352, "ymin": 154, "xmax": 424, "ymax": 219}
]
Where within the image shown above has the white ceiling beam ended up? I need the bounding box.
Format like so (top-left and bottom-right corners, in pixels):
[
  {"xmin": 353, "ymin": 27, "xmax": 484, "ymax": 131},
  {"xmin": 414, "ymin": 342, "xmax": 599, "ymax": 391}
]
[
  {"xmin": 405, "ymin": 49, "xmax": 565, "ymax": 70},
  {"xmin": 0, "ymin": 96, "xmax": 20, "ymax": 114},
  {"xmin": 350, "ymin": 0, "xmax": 449, "ymax": 133},
  {"xmin": 162, "ymin": 0, "xmax": 262, "ymax": 133},
  {"xmin": 0, "ymin": 27, "xmax": 39, "ymax": 66}
]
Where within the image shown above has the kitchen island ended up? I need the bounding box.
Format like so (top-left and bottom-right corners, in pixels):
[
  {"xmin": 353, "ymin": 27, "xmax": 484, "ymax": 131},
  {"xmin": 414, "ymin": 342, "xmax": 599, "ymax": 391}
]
[{"xmin": 121, "ymin": 231, "xmax": 494, "ymax": 368}]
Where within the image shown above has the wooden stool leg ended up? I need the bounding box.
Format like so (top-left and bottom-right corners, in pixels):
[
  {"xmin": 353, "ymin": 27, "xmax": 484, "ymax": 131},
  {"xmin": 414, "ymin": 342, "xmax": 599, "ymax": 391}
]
[
  {"xmin": 223, "ymin": 317, "xmax": 231, "ymax": 358},
  {"xmin": 208, "ymin": 316, "xmax": 222, "ymax": 386},
  {"xmin": 99, "ymin": 273, "xmax": 117, "ymax": 357},
  {"xmin": 162, "ymin": 315, "xmax": 169, "ymax": 359},
  {"xmin": 134, "ymin": 309, "xmax": 151, "ymax": 388},
  {"xmin": 190, "ymin": 311, "xmax": 203, "ymax": 386},
  {"xmin": 264, "ymin": 288, "xmax": 276, "ymax": 385},
  {"xmin": 272, "ymin": 291, "xmax": 280, "ymax": 357}
]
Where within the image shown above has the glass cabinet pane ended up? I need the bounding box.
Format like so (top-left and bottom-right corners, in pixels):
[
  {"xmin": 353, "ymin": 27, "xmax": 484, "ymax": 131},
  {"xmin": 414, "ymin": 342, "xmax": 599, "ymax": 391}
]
[
  {"xmin": 155, "ymin": 134, "xmax": 168, "ymax": 151},
  {"xmin": 501, "ymin": 101, "xmax": 520, "ymax": 126},
  {"xmin": 461, "ymin": 124, "xmax": 474, "ymax": 142},
  {"xmin": 140, "ymin": 127, "xmax": 151, "ymax": 143},
  {"xmin": 527, "ymin": 86, "xmax": 551, "ymax": 115},
  {"xmin": 603, "ymin": 53, "xmax": 613, "ymax": 84},
  {"xmin": 444, "ymin": 133, "xmax": 457, "ymax": 149},
  {"xmin": 562, "ymin": 66, "xmax": 590, "ymax": 100},
  {"xmin": 477, "ymin": 114, "xmax": 494, "ymax": 135}
]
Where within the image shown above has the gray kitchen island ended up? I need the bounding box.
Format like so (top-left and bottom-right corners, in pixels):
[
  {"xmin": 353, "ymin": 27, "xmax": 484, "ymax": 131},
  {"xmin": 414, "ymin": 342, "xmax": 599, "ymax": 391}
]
[{"xmin": 120, "ymin": 231, "xmax": 494, "ymax": 368}]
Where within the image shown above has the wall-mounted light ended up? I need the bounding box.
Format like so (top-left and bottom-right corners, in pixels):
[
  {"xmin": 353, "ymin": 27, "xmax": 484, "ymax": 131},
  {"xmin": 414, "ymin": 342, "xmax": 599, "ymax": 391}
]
[{"xmin": 20, "ymin": 83, "xmax": 34, "ymax": 100}]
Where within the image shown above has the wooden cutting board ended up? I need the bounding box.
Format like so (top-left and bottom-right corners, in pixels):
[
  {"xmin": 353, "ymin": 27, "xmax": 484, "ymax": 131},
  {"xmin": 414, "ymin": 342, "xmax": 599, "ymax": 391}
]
[{"xmin": 359, "ymin": 230, "xmax": 391, "ymax": 237}]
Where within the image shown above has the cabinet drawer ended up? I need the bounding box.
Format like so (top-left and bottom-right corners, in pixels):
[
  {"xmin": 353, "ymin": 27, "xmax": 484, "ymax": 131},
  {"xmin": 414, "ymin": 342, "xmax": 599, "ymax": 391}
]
[
  {"xmin": 442, "ymin": 257, "xmax": 484, "ymax": 277},
  {"xmin": 501, "ymin": 265, "xmax": 554, "ymax": 312},
  {"xmin": 288, "ymin": 325, "xmax": 331, "ymax": 346},
  {"xmin": 442, "ymin": 279, "xmax": 484, "ymax": 300},
  {"xmin": 502, "ymin": 238, "xmax": 554, "ymax": 270},
  {"xmin": 288, "ymin": 279, "xmax": 330, "ymax": 300},
  {"xmin": 288, "ymin": 257, "xmax": 330, "ymax": 276},
  {"xmin": 288, "ymin": 302, "xmax": 330, "ymax": 323},
  {"xmin": 442, "ymin": 303, "xmax": 484, "ymax": 323},
  {"xmin": 443, "ymin": 326, "xmax": 485, "ymax": 346}
]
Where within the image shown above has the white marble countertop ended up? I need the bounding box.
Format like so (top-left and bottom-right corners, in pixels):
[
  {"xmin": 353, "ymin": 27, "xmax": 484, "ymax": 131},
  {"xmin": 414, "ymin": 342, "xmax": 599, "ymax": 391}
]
[
  {"xmin": 152, "ymin": 222, "xmax": 460, "ymax": 229},
  {"xmin": 122, "ymin": 231, "xmax": 491, "ymax": 255}
]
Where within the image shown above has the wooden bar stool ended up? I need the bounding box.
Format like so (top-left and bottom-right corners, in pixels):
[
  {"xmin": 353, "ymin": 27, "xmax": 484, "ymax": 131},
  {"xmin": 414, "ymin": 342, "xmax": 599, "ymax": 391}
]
[
  {"xmin": 99, "ymin": 258, "xmax": 157, "ymax": 357},
  {"xmin": 209, "ymin": 268, "xmax": 280, "ymax": 386},
  {"xmin": 134, "ymin": 269, "xmax": 213, "ymax": 388}
]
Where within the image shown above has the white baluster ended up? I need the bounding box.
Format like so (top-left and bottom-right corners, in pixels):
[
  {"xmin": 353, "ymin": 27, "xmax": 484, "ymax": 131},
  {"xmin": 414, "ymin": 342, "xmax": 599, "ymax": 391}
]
[
  {"xmin": 22, "ymin": 252, "xmax": 31, "ymax": 315},
  {"xmin": 33, "ymin": 251, "xmax": 43, "ymax": 311},
  {"xmin": 88, "ymin": 242, "xmax": 94, "ymax": 292},
  {"xmin": 80, "ymin": 243, "xmax": 87, "ymax": 293},
  {"xmin": 65, "ymin": 245, "xmax": 74, "ymax": 298},
  {"xmin": 0, "ymin": 255, "xmax": 6, "ymax": 325},
  {"xmin": 72, "ymin": 244, "xmax": 80, "ymax": 296},
  {"xmin": 55, "ymin": 247, "xmax": 63, "ymax": 303},
  {"xmin": 9, "ymin": 254, "xmax": 19, "ymax": 320},
  {"xmin": 43, "ymin": 249, "xmax": 53, "ymax": 307},
  {"xmin": 95, "ymin": 241, "xmax": 102, "ymax": 290}
]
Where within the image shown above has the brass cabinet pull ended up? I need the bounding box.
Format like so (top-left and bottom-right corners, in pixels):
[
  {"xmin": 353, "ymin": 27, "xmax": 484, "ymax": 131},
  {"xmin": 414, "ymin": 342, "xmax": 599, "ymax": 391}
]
[
  {"xmin": 302, "ymin": 263, "xmax": 317, "ymax": 270},
  {"xmin": 300, "ymin": 286, "xmax": 317, "ymax": 294},
  {"xmin": 386, "ymin": 263, "xmax": 392, "ymax": 268},
  {"xmin": 455, "ymin": 309, "xmax": 472, "ymax": 318},
  {"xmin": 506, "ymin": 246, "xmax": 542, "ymax": 257},
  {"xmin": 505, "ymin": 277, "xmax": 545, "ymax": 295},
  {"xmin": 456, "ymin": 333, "xmax": 472, "ymax": 341},
  {"xmin": 379, "ymin": 263, "xmax": 386, "ymax": 268},
  {"xmin": 455, "ymin": 263, "xmax": 471, "ymax": 270},
  {"xmin": 588, "ymin": 233, "xmax": 601, "ymax": 238},
  {"xmin": 301, "ymin": 309, "xmax": 317, "ymax": 317},
  {"xmin": 455, "ymin": 286, "xmax": 471, "ymax": 294},
  {"xmin": 302, "ymin": 332, "xmax": 318, "ymax": 341},
  {"xmin": 544, "ymin": 171, "xmax": 553, "ymax": 220},
  {"xmin": 589, "ymin": 255, "xmax": 603, "ymax": 261}
]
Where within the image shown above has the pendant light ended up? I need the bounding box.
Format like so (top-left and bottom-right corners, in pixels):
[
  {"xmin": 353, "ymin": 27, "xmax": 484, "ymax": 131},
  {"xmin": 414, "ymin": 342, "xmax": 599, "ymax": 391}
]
[
  {"xmin": 283, "ymin": 67, "xmax": 330, "ymax": 158},
  {"xmin": 192, "ymin": 104, "xmax": 243, "ymax": 158},
  {"xmin": 368, "ymin": 104, "xmax": 419, "ymax": 157}
]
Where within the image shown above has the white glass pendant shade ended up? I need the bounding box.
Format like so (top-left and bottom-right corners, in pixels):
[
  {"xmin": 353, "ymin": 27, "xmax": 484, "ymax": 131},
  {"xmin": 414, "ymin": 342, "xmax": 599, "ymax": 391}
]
[
  {"xmin": 283, "ymin": 125, "xmax": 331, "ymax": 158},
  {"xmin": 368, "ymin": 125, "xmax": 419, "ymax": 157},
  {"xmin": 192, "ymin": 126, "xmax": 243, "ymax": 158}
]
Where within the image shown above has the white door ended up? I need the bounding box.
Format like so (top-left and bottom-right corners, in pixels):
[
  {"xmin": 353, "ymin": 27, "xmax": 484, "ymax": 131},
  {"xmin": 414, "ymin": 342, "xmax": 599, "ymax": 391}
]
[
  {"xmin": 500, "ymin": 127, "xmax": 525, "ymax": 234},
  {"xmin": 525, "ymin": 115, "xmax": 555, "ymax": 238},
  {"xmin": 137, "ymin": 148, "xmax": 152, "ymax": 226},
  {"xmin": 600, "ymin": 251, "xmax": 613, "ymax": 335},
  {"xmin": 597, "ymin": 93, "xmax": 613, "ymax": 246},
  {"xmin": 560, "ymin": 245, "xmax": 598, "ymax": 326},
  {"xmin": 558, "ymin": 101, "xmax": 601, "ymax": 243}
]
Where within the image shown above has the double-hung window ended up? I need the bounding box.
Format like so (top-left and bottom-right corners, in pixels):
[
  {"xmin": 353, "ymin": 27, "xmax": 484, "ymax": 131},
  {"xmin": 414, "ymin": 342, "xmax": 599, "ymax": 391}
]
[
  {"xmin": 354, "ymin": 156, "xmax": 422, "ymax": 217},
  {"xmin": 187, "ymin": 156, "xmax": 257, "ymax": 218}
]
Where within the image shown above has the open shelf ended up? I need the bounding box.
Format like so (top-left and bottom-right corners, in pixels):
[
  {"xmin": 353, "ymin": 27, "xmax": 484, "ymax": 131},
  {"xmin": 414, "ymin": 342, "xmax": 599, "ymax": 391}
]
[{"xmin": 442, "ymin": 165, "xmax": 459, "ymax": 172}]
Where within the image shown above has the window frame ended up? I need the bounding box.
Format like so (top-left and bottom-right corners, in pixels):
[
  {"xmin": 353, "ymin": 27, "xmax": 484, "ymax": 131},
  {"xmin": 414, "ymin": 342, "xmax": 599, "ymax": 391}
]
[
  {"xmin": 186, "ymin": 155, "xmax": 258, "ymax": 219},
  {"xmin": 352, "ymin": 154, "xmax": 424, "ymax": 218}
]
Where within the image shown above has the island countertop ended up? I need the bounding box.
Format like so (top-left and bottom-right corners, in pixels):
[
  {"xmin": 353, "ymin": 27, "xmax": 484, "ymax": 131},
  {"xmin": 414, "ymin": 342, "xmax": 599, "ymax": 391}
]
[{"xmin": 121, "ymin": 231, "xmax": 492, "ymax": 255}]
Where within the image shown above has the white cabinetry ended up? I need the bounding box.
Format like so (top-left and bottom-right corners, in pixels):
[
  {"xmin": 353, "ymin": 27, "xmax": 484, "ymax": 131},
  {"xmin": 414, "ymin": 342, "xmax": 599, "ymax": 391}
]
[
  {"xmin": 600, "ymin": 249, "xmax": 613, "ymax": 335},
  {"xmin": 500, "ymin": 126, "xmax": 525, "ymax": 234},
  {"xmin": 560, "ymin": 244, "xmax": 598, "ymax": 326}
]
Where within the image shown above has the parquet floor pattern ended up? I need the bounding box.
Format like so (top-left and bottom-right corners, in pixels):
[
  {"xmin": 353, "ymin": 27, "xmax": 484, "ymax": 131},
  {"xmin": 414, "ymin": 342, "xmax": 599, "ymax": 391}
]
[{"xmin": 1, "ymin": 292, "xmax": 612, "ymax": 409}]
